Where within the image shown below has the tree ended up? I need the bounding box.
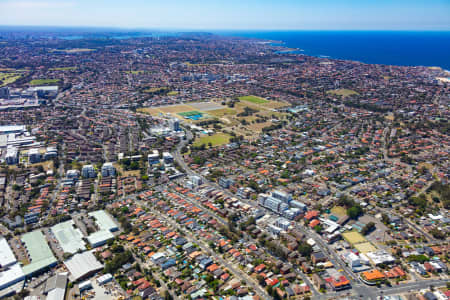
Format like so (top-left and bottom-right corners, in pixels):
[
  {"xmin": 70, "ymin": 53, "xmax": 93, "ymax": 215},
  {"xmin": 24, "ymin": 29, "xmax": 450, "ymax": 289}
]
[
  {"xmin": 298, "ymin": 243, "xmax": 312, "ymax": 257},
  {"xmin": 381, "ymin": 213, "xmax": 390, "ymax": 224},
  {"xmin": 164, "ymin": 291, "xmax": 173, "ymax": 300},
  {"xmin": 430, "ymin": 228, "xmax": 446, "ymax": 240},
  {"xmin": 361, "ymin": 222, "xmax": 376, "ymax": 235},
  {"xmin": 347, "ymin": 205, "xmax": 363, "ymax": 219}
]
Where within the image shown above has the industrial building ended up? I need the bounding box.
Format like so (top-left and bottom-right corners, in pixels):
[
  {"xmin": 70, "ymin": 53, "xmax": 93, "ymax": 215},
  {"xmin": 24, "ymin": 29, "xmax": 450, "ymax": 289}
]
[
  {"xmin": 51, "ymin": 220, "xmax": 86, "ymax": 254},
  {"xmin": 21, "ymin": 230, "xmax": 58, "ymax": 277},
  {"xmin": 0, "ymin": 238, "xmax": 17, "ymax": 268},
  {"xmin": 87, "ymin": 210, "xmax": 118, "ymax": 247},
  {"xmin": 43, "ymin": 273, "xmax": 67, "ymax": 300},
  {"xmin": 64, "ymin": 251, "xmax": 103, "ymax": 282}
]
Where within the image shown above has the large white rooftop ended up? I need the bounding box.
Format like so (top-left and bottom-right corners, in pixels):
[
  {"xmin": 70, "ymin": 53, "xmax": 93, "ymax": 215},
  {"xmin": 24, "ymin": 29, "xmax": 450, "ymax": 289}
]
[
  {"xmin": 64, "ymin": 251, "xmax": 103, "ymax": 282},
  {"xmin": 88, "ymin": 210, "xmax": 118, "ymax": 232},
  {"xmin": 0, "ymin": 238, "xmax": 17, "ymax": 268},
  {"xmin": 0, "ymin": 125, "xmax": 26, "ymax": 134},
  {"xmin": 51, "ymin": 220, "xmax": 86, "ymax": 254},
  {"xmin": 0, "ymin": 263, "xmax": 25, "ymax": 290}
]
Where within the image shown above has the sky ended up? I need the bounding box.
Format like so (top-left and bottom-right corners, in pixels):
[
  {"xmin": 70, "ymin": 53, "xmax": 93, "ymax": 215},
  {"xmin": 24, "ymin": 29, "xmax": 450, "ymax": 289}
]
[{"xmin": 0, "ymin": 0, "xmax": 449, "ymax": 30}]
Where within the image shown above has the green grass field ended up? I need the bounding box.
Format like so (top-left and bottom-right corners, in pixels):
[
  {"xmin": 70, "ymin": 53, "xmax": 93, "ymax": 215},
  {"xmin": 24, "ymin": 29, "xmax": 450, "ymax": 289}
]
[
  {"xmin": 52, "ymin": 48, "xmax": 96, "ymax": 53},
  {"xmin": 327, "ymin": 89, "xmax": 359, "ymax": 98},
  {"xmin": 29, "ymin": 79, "xmax": 60, "ymax": 86},
  {"xmin": 342, "ymin": 231, "xmax": 367, "ymax": 245},
  {"xmin": 49, "ymin": 67, "xmax": 77, "ymax": 71},
  {"xmin": 331, "ymin": 206, "xmax": 347, "ymax": 217},
  {"xmin": 239, "ymin": 95, "xmax": 269, "ymax": 104},
  {"xmin": 208, "ymin": 108, "xmax": 237, "ymax": 117},
  {"xmin": 125, "ymin": 70, "xmax": 146, "ymax": 74},
  {"xmin": 0, "ymin": 73, "xmax": 22, "ymax": 87},
  {"xmin": 142, "ymin": 87, "xmax": 168, "ymax": 93},
  {"xmin": 194, "ymin": 133, "xmax": 231, "ymax": 147},
  {"xmin": 178, "ymin": 110, "xmax": 203, "ymax": 117}
]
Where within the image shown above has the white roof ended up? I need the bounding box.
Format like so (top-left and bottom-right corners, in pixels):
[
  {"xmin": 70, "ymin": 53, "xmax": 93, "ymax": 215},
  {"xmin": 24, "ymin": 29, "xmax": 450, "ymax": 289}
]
[
  {"xmin": 0, "ymin": 264, "xmax": 25, "ymax": 289},
  {"xmin": 0, "ymin": 125, "xmax": 25, "ymax": 134},
  {"xmin": 97, "ymin": 273, "xmax": 113, "ymax": 284},
  {"xmin": 78, "ymin": 280, "xmax": 92, "ymax": 290},
  {"xmin": 0, "ymin": 238, "xmax": 17, "ymax": 267},
  {"xmin": 87, "ymin": 230, "xmax": 114, "ymax": 246},
  {"xmin": 88, "ymin": 210, "xmax": 117, "ymax": 231},
  {"xmin": 46, "ymin": 287, "xmax": 65, "ymax": 300},
  {"xmin": 366, "ymin": 250, "xmax": 395, "ymax": 265},
  {"xmin": 51, "ymin": 220, "xmax": 86, "ymax": 254},
  {"xmin": 64, "ymin": 251, "xmax": 103, "ymax": 281},
  {"xmin": 151, "ymin": 252, "xmax": 166, "ymax": 261}
]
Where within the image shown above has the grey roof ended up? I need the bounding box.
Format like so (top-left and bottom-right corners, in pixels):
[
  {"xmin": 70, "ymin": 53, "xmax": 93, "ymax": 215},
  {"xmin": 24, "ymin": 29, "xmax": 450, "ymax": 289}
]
[{"xmin": 44, "ymin": 273, "xmax": 68, "ymax": 294}]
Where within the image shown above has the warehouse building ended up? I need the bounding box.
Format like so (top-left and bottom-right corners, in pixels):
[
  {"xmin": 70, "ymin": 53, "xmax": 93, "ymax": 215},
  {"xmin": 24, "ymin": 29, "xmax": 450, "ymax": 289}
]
[
  {"xmin": 51, "ymin": 220, "xmax": 86, "ymax": 254},
  {"xmin": 64, "ymin": 251, "xmax": 103, "ymax": 282},
  {"xmin": 21, "ymin": 230, "xmax": 58, "ymax": 277}
]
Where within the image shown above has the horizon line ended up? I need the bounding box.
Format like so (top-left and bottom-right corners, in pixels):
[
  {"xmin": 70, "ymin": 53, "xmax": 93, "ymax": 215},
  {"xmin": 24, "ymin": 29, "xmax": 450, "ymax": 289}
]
[{"xmin": 0, "ymin": 24, "xmax": 449, "ymax": 33}]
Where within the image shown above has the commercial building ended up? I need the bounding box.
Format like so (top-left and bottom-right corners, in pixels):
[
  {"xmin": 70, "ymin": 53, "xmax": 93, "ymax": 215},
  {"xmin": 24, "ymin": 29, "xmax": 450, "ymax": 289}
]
[
  {"xmin": 170, "ymin": 119, "xmax": 180, "ymax": 131},
  {"xmin": 5, "ymin": 146, "xmax": 18, "ymax": 165},
  {"xmin": 366, "ymin": 250, "xmax": 396, "ymax": 266},
  {"xmin": 148, "ymin": 150, "xmax": 160, "ymax": 165},
  {"xmin": 271, "ymin": 190, "xmax": 292, "ymax": 203},
  {"xmin": 64, "ymin": 251, "xmax": 103, "ymax": 282},
  {"xmin": 28, "ymin": 148, "xmax": 41, "ymax": 164},
  {"xmin": 21, "ymin": 230, "xmax": 58, "ymax": 276},
  {"xmin": 66, "ymin": 169, "xmax": 80, "ymax": 179},
  {"xmin": 163, "ymin": 152, "xmax": 174, "ymax": 164},
  {"xmin": 188, "ymin": 175, "xmax": 202, "ymax": 187},
  {"xmin": 259, "ymin": 194, "xmax": 289, "ymax": 214},
  {"xmin": 44, "ymin": 147, "xmax": 58, "ymax": 160},
  {"xmin": 27, "ymin": 86, "xmax": 58, "ymax": 99},
  {"xmin": 0, "ymin": 125, "xmax": 26, "ymax": 135},
  {"xmin": 81, "ymin": 165, "xmax": 96, "ymax": 178},
  {"xmin": 275, "ymin": 218, "xmax": 291, "ymax": 231},
  {"xmin": 0, "ymin": 87, "xmax": 9, "ymax": 99},
  {"xmin": 101, "ymin": 162, "xmax": 116, "ymax": 177},
  {"xmin": 51, "ymin": 220, "xmax": 86, "ymax": 254}
]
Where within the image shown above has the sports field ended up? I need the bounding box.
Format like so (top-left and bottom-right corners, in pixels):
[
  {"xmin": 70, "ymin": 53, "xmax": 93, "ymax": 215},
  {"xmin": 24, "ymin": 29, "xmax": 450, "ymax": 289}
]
[
  {"xmin": 331, "ymin": 206, "xmax": 347, "ymax": 217},
  {"xmin": 239, "ymin": 95, "xmax": 269, "ymax": 104},
  {"xmin": 178, "ymin": 111, "xmax": 205, "ymax": 120},
  {"xmin": 137, "ymin": 98, "xmax": 290, "ymax": 140},
  {"xmin": 327, "ymin": 89, "xmax": 359, "ymax": 98},
  {"xmin": 354, "ymin": 242, "xmax": 377, "ymax": 254},
  {"xmin": 342, "ymin": 231, "xmax": 367, "ymax": 245},
  {"xmin": 29, "ymin": 79, "xmax": 60, "ymax": 86},
  {"xmin": 193, "ymin": 133, "xmax": 231, "ymax": 147}
]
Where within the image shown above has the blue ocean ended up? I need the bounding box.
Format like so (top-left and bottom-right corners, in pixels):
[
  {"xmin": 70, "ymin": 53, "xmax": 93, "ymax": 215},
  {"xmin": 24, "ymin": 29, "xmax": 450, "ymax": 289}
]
[{"xmin": 215, "ymin": 31, "xmax": 450, "ymax": 70}]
